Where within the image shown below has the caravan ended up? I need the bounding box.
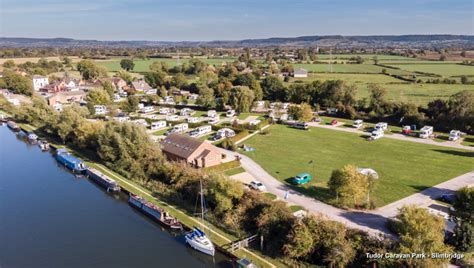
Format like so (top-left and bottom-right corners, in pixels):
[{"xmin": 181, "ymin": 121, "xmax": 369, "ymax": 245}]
[
  {"xmin": 375, "ymin": 122, "xmax": 388, "ymax": 131},
  {"xmin": 166, "ymin": 115, "xmax": 179, "ymax": 121},
  {"xmin": 419, "ymin": 126, "xmax": 433, "ymax": 139},
  {"xmin": 141, "ymin": 106, "xmax": 155, "ymax": 113},
  {"xmin": 151, "ymin": 121, "xmax": 167, "ymax": 130},
  {"xmin": 448, "ymin": 130, "xmax": 461, "ymax": 141},
  {"xmin": 187, "ymin": 117, "xmax": 199, "ymax": 123},
  {"xmin": 353, "ymin": 120, "xmax": 363, "ymax": 129},
  {"xmin": 226, "ymin": 109, "xmax": 235, "ymax": 117}
]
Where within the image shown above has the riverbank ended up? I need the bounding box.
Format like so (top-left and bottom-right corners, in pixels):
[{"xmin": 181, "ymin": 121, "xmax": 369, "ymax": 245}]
[{"xmin": 10, "ymin": 120, "xmax": 283, "ymax": 268}]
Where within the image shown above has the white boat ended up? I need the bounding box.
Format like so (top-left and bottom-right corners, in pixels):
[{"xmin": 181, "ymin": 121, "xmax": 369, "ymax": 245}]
[
  {"xmin": 185, "ymin": 179, "xmax": 215, "ymax": 256},
  {"xmin": 27, "ymin": 133, "xmax": 38, "ymax": 142}
]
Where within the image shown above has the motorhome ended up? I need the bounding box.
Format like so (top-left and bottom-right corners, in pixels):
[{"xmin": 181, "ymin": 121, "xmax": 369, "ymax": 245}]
[
  {"xmin": 226, "ymin": 109, "xmax": 236, "ymax": 117},
  {"xmin": 293, "ymin": 122, "xmax": 309, "ymax": 130},
  {"xmin": 419, "ymin": 126, "xmax": 433, "ymax": 139},
  {"xmin": 141, "ymin": 106, "xmax": 155, "ymax": 113},
  {"xmin": 151, "ymin": 121, "xmax": 167, "ymax": 130},
  {"xmin": 375, "ymin": 122, "xmax": 388, "ymax": 131},
  {"xmin": 448, "ymin": 130, "xmax": 461, "ymax": 141},
  {"xmin": 370, "ymin": 129, "xmax": 384, "ymax": 140},
  {"xmin": 353, "ymin": 120, "xmax": 363, "ymax": 129}
]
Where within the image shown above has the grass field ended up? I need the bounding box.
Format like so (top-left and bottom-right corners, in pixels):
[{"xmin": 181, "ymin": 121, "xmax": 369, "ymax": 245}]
[
  {"xmin": 243, "ymin": 125, "xmax": 474, "ymax": 207},
  {"xmin": 385, "ymin": 63, "xmax": 474, "ymax": 77},
  {"xmin": 96, "ymin": 58, "xmax": 235, "ymax": 72}
]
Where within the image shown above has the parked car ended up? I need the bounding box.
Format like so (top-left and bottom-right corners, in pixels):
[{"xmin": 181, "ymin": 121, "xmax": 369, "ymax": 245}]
[
  {"xmin": 292, "ymin": 173, "xmax": 312, "ymax": 185},
  {"xmin": 249, "ymin": 181, "xmax": 266, "ymax": 192},
  {"xmin": 210, "ymin": 134, "xmax": 222, "ymax": 141},
  {"xmin": 330, "ymin": 119, "xmax": 338, "ymax": 125},
  {"xmin": 353, "ymin": 119, "xmax": 363, "ymax": 128},
  {"xmin": 440, "ymin": 194, "xmax": 456, "ymax": 204},
  {"xmin": 402, "ymin": 125, "xmax": 412, "ymax": 135}
]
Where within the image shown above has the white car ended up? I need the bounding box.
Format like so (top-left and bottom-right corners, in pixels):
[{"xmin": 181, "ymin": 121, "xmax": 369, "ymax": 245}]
[{"xmin": 249, "ymin": 181, "xmax": 266, "ymax": 192}]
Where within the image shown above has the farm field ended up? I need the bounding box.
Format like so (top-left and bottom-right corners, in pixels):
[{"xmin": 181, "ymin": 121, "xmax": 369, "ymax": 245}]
[
  {"xmin": 96, "ymin": 57, "xmax": 235, "ymax": 72},
  {"xmin": 384, "ymin": 63, "xmax": 474, "ymax": 77},
  {"xmin": 243, "ymin": 125, "xmax": 474, "ymax": 207},
  {"xmin": 356, "ymin": 83, "xmax": 474, "ymax": 106},
  {"xmin": 289, "ymin": 73, "xmax": 403, "ymax": 84}
]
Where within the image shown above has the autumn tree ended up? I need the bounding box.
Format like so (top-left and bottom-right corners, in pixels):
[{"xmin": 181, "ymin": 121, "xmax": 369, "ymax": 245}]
[
  {"xmin": 77, "ymin": 60, "xmax": 107, "ymax": 80},
  {"xmin": 228, "ymin": 86, "xmax": 255, "ymax": 113},
  {"xmin": 393, "ymin": 206, "xmax": 452, "ymax": 267},
  {"xmin": 451, "ymin": 187, "xmax": 473, "ymax": 252},
  {"xmin": 288, "ymin": 103, "xmax": 313, "ymax": 122},
  {"xmin": 328, "ymin": 165, "xmax": 376, "ymax": 207}
]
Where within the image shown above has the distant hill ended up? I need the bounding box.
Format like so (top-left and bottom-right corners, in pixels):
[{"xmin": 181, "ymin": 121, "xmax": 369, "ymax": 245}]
[{"xmin": 1, "ymin": 35, "xmax": 473, "ymax": 48}]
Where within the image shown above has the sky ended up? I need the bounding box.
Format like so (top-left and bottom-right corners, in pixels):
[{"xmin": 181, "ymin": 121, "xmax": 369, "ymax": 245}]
[{"xmin": 0, "ymin": 0, "xmax": 473, "ymax": 41}]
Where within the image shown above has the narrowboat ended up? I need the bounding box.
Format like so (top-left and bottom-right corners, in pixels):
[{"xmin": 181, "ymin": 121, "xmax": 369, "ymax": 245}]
[
  {"xmin": 6, "ymin": 121, "xmax": 20, "ymax": 132},
  {"xmin": 86, "ymin": 168, "xmax": 121, "ymax": 192},
  {"xmin": 128, "ymin": 194, "xmax": 183, "ymax": 230},
  {"xmin": 55, "ymin": 148, "xmax": 87, "ymax": 173}
]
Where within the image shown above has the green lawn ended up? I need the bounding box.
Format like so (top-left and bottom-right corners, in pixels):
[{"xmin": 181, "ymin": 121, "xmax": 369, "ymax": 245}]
[
  {"xmin": 243, "ymin": 125, "xmax": 474, "ymax": 207},
  {"xmin": 224, "ymin": 166, "xmax": 246, "ymax": 176}
]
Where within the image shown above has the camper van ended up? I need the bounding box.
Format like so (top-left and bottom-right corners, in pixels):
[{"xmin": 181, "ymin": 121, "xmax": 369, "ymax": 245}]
[
  {"xmin": 448, "ymin": 130, "xmax": 461, "ymax": 141},
  {"xmin": 293, "ymin": 122, "xmax": 309, "ymax": 130},
  {"xmin": 353, "ymin": 120, "xmax": 363, "ymax": 129},
  {"xmin": 369, "ymin": 129, "xmax": 384, "ymax": 140},
  {"xmin": 140, "ymin": 106, "xmax": 155, "ymax": 113},
  {"xmin": 419, "ymin": 126, "xmax": 433, "ymax": 139},
  {"xmin": 375, "ymin": 122, "xmax": 388, "ymax": 131},
  {"xmin": 226, "ymin": 109, "xmax": 236, "ymax": 117},
  {"xmin": 150, "ymin": 121, "xmax": 167, "ymax": 130}
]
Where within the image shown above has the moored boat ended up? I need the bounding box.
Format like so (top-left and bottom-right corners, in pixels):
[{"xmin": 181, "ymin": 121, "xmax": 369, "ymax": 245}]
[
  {"xmin": 6, "ymin": 121, "xmax": 20, "ymax": 132},
  {"xmin": 55, "ymin": 148, "xmax": 87, "ymax": 173},
  {"xmin": 184, "ymin": 179, "xmax": 215, "ymax": 256},
  {"xmin": 128, "ymin": 194, "xmax": 183, "ymax": 230},
  {"xmin": 86, "ymin": 168, "xmax": 121, "ymax": 192},
  {"xmin": 38, "ymin": 140, "xmax": 50, "ymax": 151},
  {"xmin": 27, "ymin": 133, "xmax": 38, "ymax": 143}
]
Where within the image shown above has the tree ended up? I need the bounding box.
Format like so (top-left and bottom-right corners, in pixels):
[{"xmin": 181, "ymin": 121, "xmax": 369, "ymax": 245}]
[
  {"xmin": 86, "ymin": 88, "xmax": 111, "ymax": 114},
  {"xmin": 228, "ymin": 86, "xmax": 255, "ymax": 113},
  {"xmin": 394, "ymin": 206, "xmax": 452, "ymax": 267},
  {"xmin": 368, "ymin": 83, "xmax": 388, "ymax": 116},
  {"xmin": 451, "ymin": 187, "xmax": 474, "ymax": 252},
  {"xmin": 328, "ymin": 165, "xmax": 373, "ymax": 207},
  {"xmin": 77, "ymin": 60, "xmax": 107, "ymax": 80},
  {"xmin": 172, "ymin": 73, "xmax": 187, "ymax": 89},
  {"xmin": 116, "ymin": 70, "xmax": 133, "ymax": 84},
  {"xmin": 261, "ymin": 76, "xmax": 286, "ymax": 101},
  {"xmin": 2, "ymin": 59, "xmax": 15, "ymax": 68},
  {"xmin": 102, "ymin": 80, "xmax": 115, "ymax": 99},
  {"xmin": 120, "ymin": 59, "xmax": 135, "ymax": 71},
  {"xmin": 460, "ymin": 76, "xmax": 469, "ymax": 84},
  {"xmin": 122, "ymin": 95, "xmax": 139, "ymax": 112},
  {"xmin": 288, "ymin": 103, "xmax": 313, "ymax": 122},
  {"xmin": 460, "ymin": 50, "xmax": 467, "ymax": 57},
  {"xmin": 221, "ymin": 138, "xmax": 236, "ymax": 151},
  {"xmin": 1, "ymin": 70, "xmax": 33, "ymax": 96},
  {"xmin": 144, "ymin": 71, "xmax": 166, "ymax": 88},
  {"xmin": 196, "ymin": 87, "xmax": 216, "ymax": 109},
  {"xmin": 372, "ymin": 55, "xmax": 379, "ymax": 65},
  {"xmin": 283, "ymin": 219, "xmax": 314, "ymax": 259},
  {"xmin": 207, "ymin": 174, "xmax": 244, "ymax": 215},
  {"xmin": 439, "ymin": 55, "xmax": 447, "ymax": 61},
  {"xmin": 149, "ymin": 61, "xmax": 169, "ymax": 73}
]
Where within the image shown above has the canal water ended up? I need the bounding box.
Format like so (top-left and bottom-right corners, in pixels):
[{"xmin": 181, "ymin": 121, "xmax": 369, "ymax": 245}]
[{"xmin": 0, "ymin": 125, "xmax": 232, "ymax": 268}]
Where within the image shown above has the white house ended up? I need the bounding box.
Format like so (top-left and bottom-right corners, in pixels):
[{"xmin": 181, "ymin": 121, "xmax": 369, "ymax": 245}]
[
  {"xmin": 151, "ymin": 121, "xmax": 167, "ymax": 130},
  {"xmin": 293, "ymin": 68, "xmax": 308, "ymax": 78},
  {"xmin": 32, "ymin": 75, "xmax": 48, "ymax": 91},
  {"xmin": 94, "ymin": 105, "xmax": 108, "ymax": 115}
]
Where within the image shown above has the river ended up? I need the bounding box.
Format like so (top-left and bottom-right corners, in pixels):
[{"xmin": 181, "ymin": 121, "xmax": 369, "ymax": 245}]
[{"xmin": 0, "ymin": 124, "xmax": 232, "ymax": 268}]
